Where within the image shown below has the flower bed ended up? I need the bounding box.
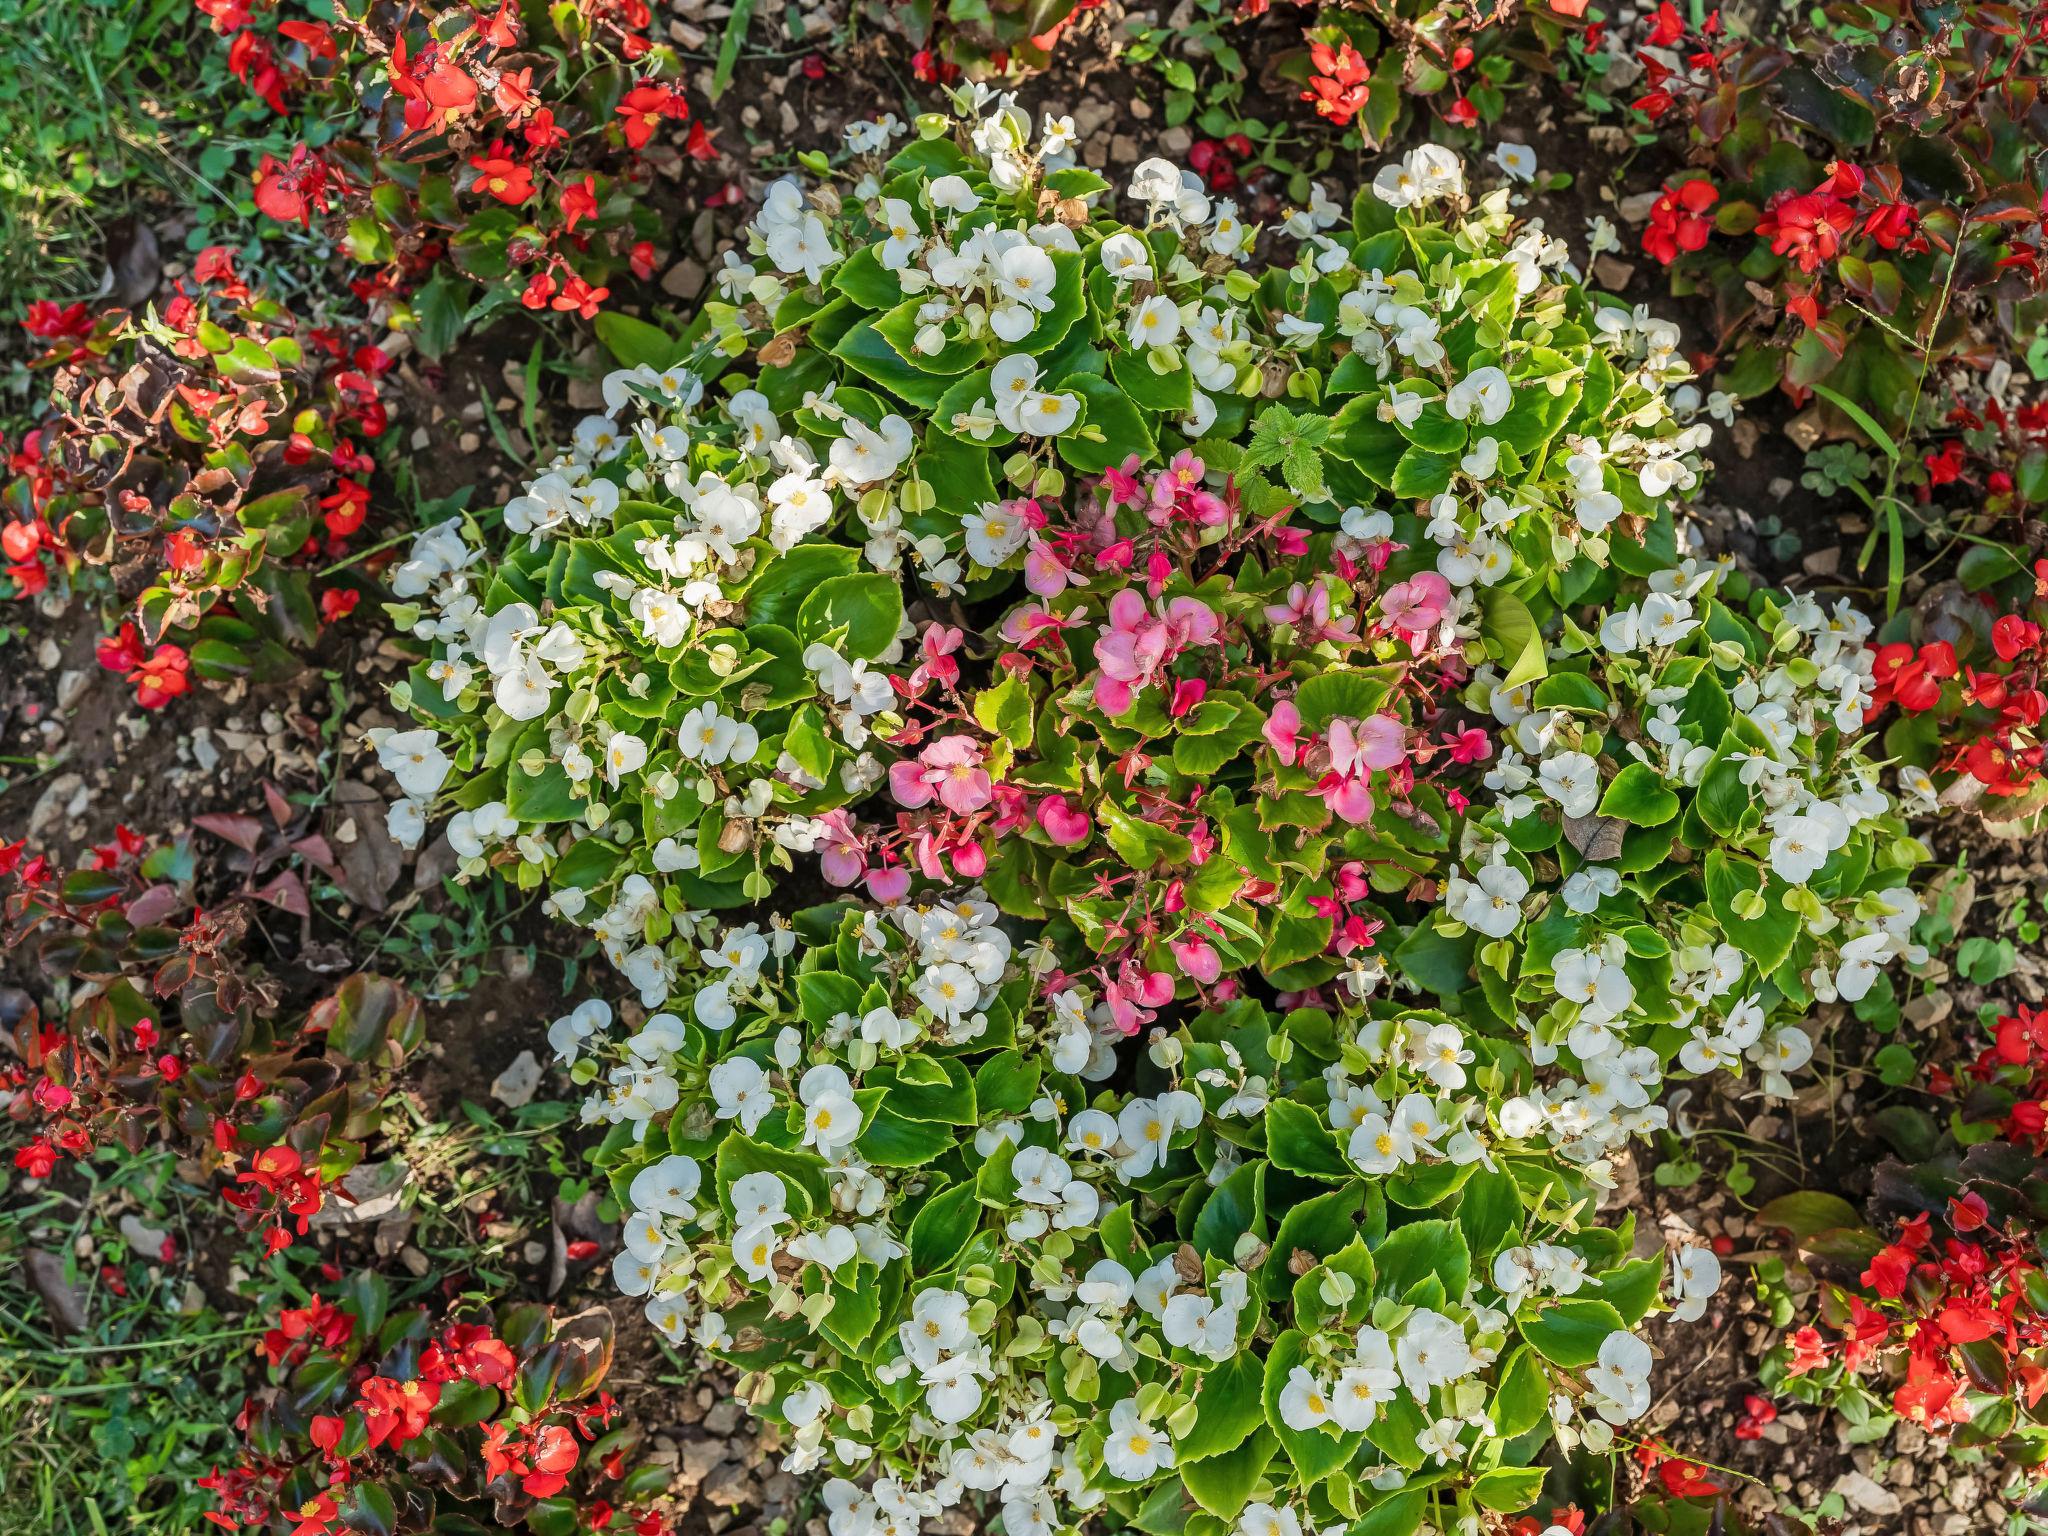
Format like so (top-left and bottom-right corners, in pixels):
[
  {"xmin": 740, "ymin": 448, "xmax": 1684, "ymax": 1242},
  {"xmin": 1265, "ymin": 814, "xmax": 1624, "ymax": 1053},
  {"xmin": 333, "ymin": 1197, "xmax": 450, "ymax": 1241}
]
[{"xmin": 355, "ymin": 97, "xmax": 1937, "ymax": 1532}]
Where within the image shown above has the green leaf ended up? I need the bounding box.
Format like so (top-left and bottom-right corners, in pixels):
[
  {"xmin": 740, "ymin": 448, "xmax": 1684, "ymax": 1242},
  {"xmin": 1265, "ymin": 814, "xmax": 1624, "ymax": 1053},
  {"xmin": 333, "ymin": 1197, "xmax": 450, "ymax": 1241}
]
[
  {"xmin": 798, "ymin": 572, "xmax": 903, "ymax": 659},
  {"xmin": 1703, "ymin": 850, "xmax": 1802, "ymax": 973},
  {"xmin": 1489, "ymin": 1345, "xmax": 1549, "ymax": 1437},
  {"xmin": 1055, "ymin": 375, "xmax": 1157, "ymax": 474},
  {"xmin": 709, "ymin": 0, "xmax": 756, "ymax": 101},
  {"xmin": 1516, "ymin": 1297, "xmax": 1625, "ymax": 1367},
  {"xmin": 1454, "ymin": 1167, "xmax": 1523, "ymax": 1260},
  {"xmin": 1478, "ymin": 588, "xmax": 1546, "ymax": 690},
  {"xmin": 1595, "ymin": 762, "xmax": 1680, "ymax": 827},
  {"xmin": 1390, "ymin": 443, "xmax": 1454, "ymax": 499},
  {"xmin": 1110, "ymin": 348, "xmax": 1194, "ymax": 414},
  {"xmin": 1372, "ymin": 1219, "xmax": 1468, "ymax": 1301},
  {"xmin": 1267, "ymin": 1183, "xmax": 1367, "ymax": 1275},
  {"xmin": 1352, "ymin": 1488, "xmax": 1428, "ymax": 1536},
  {"xmin": 855, "ymin": 1105, "xmax": 955, "ymax": 1166},
  {"xmin": 1266, "ymin": 1098, "xmax": 1350, "ymax": 1179},
  {"xmin": 907, "ymin": 1181, "xmax": 983, "ymax": 1273},
  {"xmin": 594, "ymin": 311, "xmax": 679, "ymax": 371},
  {"xmin": 1809, "ymin": 381, "xmax": 1899, "ymax": 461},
  {"xmin": 1470, "ymin": 1464, "xmax": 1547, "ymax": 1513},
  {"xmin": 1193, "ymin": 1161, "xmax": 1265, "ymax": 1258},
  {"xmin": 1179, "ymin": 1351, "xmax": 1270, "ymax": 1461},
  {"xmin": 1754, "ymin": 1191, "xmax": 1862, "ymax": 1243},
  {"xmin": 834, "ymin": 243, "xmax": 905, "ymax": 310},
  {"xmin": 1590, "ymin": 1256, "xmax": 1663, "ymax": 1326},
  {"xmin": 1178, "ymin": 1426, "xmax": 1278, "ymax": 1520}
]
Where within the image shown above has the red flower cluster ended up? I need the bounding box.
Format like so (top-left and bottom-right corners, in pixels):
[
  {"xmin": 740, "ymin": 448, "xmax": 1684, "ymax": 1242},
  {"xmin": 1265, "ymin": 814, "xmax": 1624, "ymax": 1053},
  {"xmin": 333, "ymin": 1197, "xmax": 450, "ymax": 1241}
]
[
  {"xmin": 1959, "ymin": 999, "xmax": 2048, "ymax": 1149},
  {"xmin": 1732, "ymin": 1393, "xmax": 1777, "ymax": 1440},
  {"xmin": 205, "ymin": 0, "xmax": 701, "ymax": 326},
  {"xmin": 1187, "ymin": 134, "xmax": 1256, "ymax": 195},
  {"xmin": 1302, "ymin": 40, "xmax": 1373, "ymax": 128},
  {"xmin": 1867, "ymin": 570, "xmax": 2048, "ymax": 796},
  {"xmin": 207, "ymin": 1289, "xmax": 664, "ymax": 1536},
  {"xmin": 1786, "ymin": 1206, "xmax": 2048, "ymax": 1431},
  {"xmin": 1633, "ymin": 1438, "xmax": 1723, "ymax": 1498},
  {"xmin": 1643, "ymin": 179, "xmax": 1717, "ymax": 266},
  {"xmin": 220, "ymin": 1144, "xmax": 326, "ymax": 1256}
]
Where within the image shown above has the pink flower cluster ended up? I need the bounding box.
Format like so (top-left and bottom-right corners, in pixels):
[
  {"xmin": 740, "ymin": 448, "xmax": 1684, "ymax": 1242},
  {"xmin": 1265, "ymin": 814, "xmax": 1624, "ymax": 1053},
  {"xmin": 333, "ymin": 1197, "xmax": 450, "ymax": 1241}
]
[
  {"xmin": 1093, "ymin": 590, "xmax": 1223, "ymax": 715},
  {"xmin": 1264, "ymin": 706, "xmax": 1408, "ymax": 824}
]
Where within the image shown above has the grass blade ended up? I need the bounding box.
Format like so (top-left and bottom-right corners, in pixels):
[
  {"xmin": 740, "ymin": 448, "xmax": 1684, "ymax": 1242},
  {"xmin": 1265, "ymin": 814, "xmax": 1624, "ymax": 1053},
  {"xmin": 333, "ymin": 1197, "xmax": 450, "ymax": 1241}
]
[
  {"xmin": 711, "ymin": 0, "xmax": 756, "ymax": 103},
  {"xmin": 1810, "ymin": 381, "xmax": 1901, "ymax": 462}
]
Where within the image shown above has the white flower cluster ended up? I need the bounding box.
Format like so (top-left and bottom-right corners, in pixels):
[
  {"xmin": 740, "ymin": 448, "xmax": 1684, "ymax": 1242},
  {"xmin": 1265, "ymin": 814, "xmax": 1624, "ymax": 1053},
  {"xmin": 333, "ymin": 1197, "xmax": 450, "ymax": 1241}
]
[
  {"xmin": 557, "ymin": 870, "xmax": 1726, "ymax": 1536},
  {"xmin": 1444, "ymin": 559, "xmax": 1916, "ymax": 1144}
]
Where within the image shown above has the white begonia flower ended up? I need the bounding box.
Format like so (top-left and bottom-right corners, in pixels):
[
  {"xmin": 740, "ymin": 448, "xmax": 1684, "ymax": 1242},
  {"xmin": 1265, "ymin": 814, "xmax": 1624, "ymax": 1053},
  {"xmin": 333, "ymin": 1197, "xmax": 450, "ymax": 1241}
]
[
  {"xmin": 1329, "ymin": 1328, "xmax": 1400, "ymax": 1430},
  {"xmin": 1445, "ymin": 366, "xmax": 1512, "ymax": 425},
  {"xmin": 1161, "ymin": 1287, "xmax": 1240, "ymax": 1361},
  {"xmin": 377, "ymin": 729, "xmax": 452, "ymax": 800},
  {"xmin": 384, "ymin": 798, "xmax": 425, "ymax": 849},
  {"xmin": 547, "ymin": 998, "xmax": 611, "ymax": 1064},
  {"xmin": 710, "ymin": 1057, "xmax": 774, "ymax": 1133},
  {"xmin": 603, "ymin": 731, "xmax": 648, "ymax": 788},
  {"xmin": 1278, "ymin": 1366, "xmax": 1333, "ymax": 1431},
  {"xmin": 629, "ymin": 1154, "xmax": 702, "ymax": 1218},
  {"xmin": 1586, "ymin": 1331, "xmax": 1653, "ymax": 1423},
  {"xmin": 1670, "ymin": 1244, "xmax": 1722, "ymax": 1323},
  {"xmin": 1493, "ymin": 142, "xmax": 1538, "ymax": 182},
  {"xmin": 1127, "ymin": 294, "xmax": 1182, "ymax": 351},
  {"xmin": 1538, "ymin": 751, "xmax": 1602, "ymax": 818},
  {"xmin": 928, "ymin": 174, "xmax": 980, "ymax": 214},
  {"xmin": 1561, "ymin": 865, "xmax": 1621, "ymax": 913},
  {"xmin": 1396, "ymin": 1309, "xmax": 1474, "ymax": 1399},
  {"xmin": 1767, "ymin": 814, "xmax": 1832, "ymax": 885},
  {"xmin": 876, "ymin": 197, "xmax": 922, "ymax": 270},
  {"xmin": 730, "ymin": 1171, "xmax": 789, "ymax": 1233},
  {"xmin": 1349, "ymin": 1113, "xmax": 1413, "ymax": 1175},
  {"xmin": 827, "ymin": 414, "xmax": 915, "ymax": 485},
  {"xmin": 1099, "ymin": 231, "xmax": 1154, "ymax": 283},
  {"xmin": 677, "ymin": 702, "xmax": 760, "ymax": 767},
  {"xmin": 1237, "ymin": 1503, "xmax": 1303, "ymax": 1536},
  {"xmin": 1448, "ymin": 859, "xmax": 1530, "ymax": 939},
  {"xmin": 1102, "ymin": 1398, "xmax": 1174, "ymax": 1480},
  {"xmin": 799, "ymin": 1064, "xmax": 861, "ymax": 1153}
]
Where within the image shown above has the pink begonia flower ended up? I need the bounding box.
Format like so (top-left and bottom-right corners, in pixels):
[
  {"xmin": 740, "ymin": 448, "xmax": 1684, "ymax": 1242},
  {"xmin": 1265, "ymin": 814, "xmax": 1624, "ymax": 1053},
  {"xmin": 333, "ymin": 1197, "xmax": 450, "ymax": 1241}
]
[
  {"xmin": 1104, "ymin": 964, "xmax": 1176, "ymax": 1035},
  {"xmin": 999, "ymin": 603, "xmax": 1078, "ymax": 649},
  {"xmin": 865, "ymin": 864, "xmax": 910, "ymax": 903},
  {"xmin": 1321, "ymin": 773, "xmax": 1376, "ymax": 825},
  {"xmin": 1162, "ymin": 595, "xmax": 1221, "ymax": 648},
  {"xmin": 1024, "ymin": 540, "xmax": 1080, "ymax": 597},
  {"xmin": 1447, "ymin": 726, "xmax": 1492, "ymax": 764},
  {"xmin": 889, "ymin": 735, "xmax": 993, "ymax": 815},
  {"xmin": 1036, "ymin": 794, "xmax": 1092, "ymax": 846},
  {"xmin": 1380, "ymin": 570, "xmax": 1451, "ymax": 638},
  {"xmin": 990, "ymin": 782, "xmax": 1031, "ymax": 834},
  {"xmin": 1169, "ymin": 677, "xmax": 1207, "ymax": 719},
  {"xmin": 1263, "ymin": 578, "xmax": 1359, "ymax": 644},
  {"xmin": 1333, "ymin": 861, "xmax": 1369, "ymax": 901},
  {"xmin": 950, "ymin": 837, "xmax": 987, "ymax": 877},
  {"xmin": 1093, "ymin": 589, "xmax": 1171, "ymax": 715},
  {"xmin": 911, "ymin": 623, "xmax": 963, "ymax": 691},
  {"xmin": 1103, "ymin": 457, "xmax": 1144, "ymax": 508},
  {"xmin": 815, "ymin": 810, "xmax": 867, "ymax": 888},
  {"xmin": 1263, "ymin": 699, "xmax": 1302, "ymax": 765},
  {"xmin": 1092, "ymin": 589, "xmax": 1222, "ymax": 712},
  {"xmin": 1329, "ymin": 714, "xmax": 1407, "ymax": 775},
  {"xmin": 1169, "ymin": 934, "xmax": 1222, "ymax": 984},
  {"xmin": 1097, "ymin": 537, "xmax": 1136, "ymax": 570}
]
